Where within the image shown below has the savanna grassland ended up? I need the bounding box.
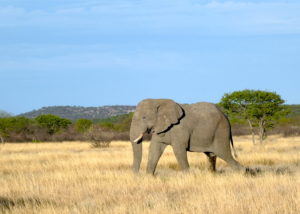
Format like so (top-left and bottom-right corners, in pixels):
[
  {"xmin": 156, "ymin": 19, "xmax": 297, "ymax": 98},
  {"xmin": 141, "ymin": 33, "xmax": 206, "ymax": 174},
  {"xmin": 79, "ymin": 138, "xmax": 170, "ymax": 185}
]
[{"xmin": 0, "ymin": 136, "xmax": 299, "ymax": 214}]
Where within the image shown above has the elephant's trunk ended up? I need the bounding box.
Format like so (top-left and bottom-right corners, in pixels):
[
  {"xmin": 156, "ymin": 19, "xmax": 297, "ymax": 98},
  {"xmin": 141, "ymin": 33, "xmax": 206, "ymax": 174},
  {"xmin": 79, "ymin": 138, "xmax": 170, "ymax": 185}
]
[
  {"xmin": 130, "ymin": 131, "xmax": 144, "ymax": 173},
  {"xmin": 131, "ymin": 141, "xmax": 142, "ymax": 173},
  {"xmin": 130, "ymin": 118, "xmax": 146, "ymax": 173}
]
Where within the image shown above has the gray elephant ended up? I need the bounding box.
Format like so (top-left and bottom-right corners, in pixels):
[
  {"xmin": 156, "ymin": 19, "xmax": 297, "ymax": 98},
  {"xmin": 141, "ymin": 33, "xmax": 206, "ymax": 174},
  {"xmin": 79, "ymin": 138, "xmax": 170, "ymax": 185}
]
[{"xmin": 130, "ymin": 99, "xmax": 243, "ymax": 175}]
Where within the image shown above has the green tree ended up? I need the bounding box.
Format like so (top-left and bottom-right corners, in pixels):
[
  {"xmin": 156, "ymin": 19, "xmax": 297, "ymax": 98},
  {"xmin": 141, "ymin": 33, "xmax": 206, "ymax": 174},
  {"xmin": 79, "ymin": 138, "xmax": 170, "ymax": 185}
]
[
  {"xmin": 219, "ymin": 90, "xmax": 290, "ymax": 144},
  {"xmin": 75, "ymin": 118, "xmax": 92, "ymax": 133},
  {"xmin": 35, "ymin": 114, "xmax": 71, "ymax": 135},
  {"xmin": 98, "ymin": 112, "xmax": 133, "ymax": 132},
  {"xmin": 0, "ymin": 117, "xmax": 31, "ymax": 142}
]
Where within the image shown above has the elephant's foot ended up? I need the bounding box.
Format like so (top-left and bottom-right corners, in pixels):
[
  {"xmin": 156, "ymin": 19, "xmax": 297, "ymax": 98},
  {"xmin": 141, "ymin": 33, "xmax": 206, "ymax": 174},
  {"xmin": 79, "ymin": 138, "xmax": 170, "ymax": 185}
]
[
  {"xmin": 180, "ymin": 167, "xmax": 190, "ymax": 172},
  {"xmin": 207, "ymin": 156, "xmax": 216, "ymax": 172},
  {"xmin": 208, "ymin": 167, "xmax": 216, "ymax": 172},
  {"xmin": 146, "ymin": 168, "xmax": 155, "ymax": 175}
]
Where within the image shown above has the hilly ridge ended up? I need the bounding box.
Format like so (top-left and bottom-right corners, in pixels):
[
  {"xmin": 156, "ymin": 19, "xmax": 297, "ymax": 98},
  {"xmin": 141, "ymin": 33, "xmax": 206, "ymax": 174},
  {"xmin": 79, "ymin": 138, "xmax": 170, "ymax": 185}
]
[
  {"xmin": 288, "ymin": 105, "xmax": 300, "ymax": 117},
  {"xmin": 19, "ymin": 105, "xmax": 136, "ymax": 120},
  {"xmin": 0, "ymin": 110, "xmax": 11, "ymax": 118},
  {"xmin": 7, "ymin": 104, "xmax": 300, "ymax": 121}
]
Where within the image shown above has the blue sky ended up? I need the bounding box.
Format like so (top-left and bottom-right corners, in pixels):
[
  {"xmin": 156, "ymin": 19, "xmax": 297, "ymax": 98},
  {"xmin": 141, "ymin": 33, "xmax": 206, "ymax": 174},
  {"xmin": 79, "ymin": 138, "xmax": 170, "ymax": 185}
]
[{"xmin": 0, "ymin": 0, "xmax": 299, "ymax": 114}]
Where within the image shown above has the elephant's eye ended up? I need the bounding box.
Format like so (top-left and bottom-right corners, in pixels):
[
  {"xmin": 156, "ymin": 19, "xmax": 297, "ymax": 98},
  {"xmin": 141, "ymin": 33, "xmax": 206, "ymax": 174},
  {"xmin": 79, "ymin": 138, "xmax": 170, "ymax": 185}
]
[{"xmin": 142, "ymin": 116, "xmax": 146, "ymax": 119}]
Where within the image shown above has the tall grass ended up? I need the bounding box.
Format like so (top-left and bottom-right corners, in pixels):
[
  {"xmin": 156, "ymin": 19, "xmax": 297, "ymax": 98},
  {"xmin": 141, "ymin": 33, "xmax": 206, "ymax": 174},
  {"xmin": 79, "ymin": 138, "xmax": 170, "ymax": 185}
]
[{"xmin": 0, "ymin": 136, "xmax": 299, "ymax": 213}]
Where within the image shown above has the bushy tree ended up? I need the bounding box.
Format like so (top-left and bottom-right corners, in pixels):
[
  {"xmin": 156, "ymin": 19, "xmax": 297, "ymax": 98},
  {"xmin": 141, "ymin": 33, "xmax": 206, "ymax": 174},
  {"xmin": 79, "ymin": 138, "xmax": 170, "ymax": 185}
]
[
  {"xmin": 35, "ymin": 114, "xmax": 71, "ymax": 135},
  {"xmin": 75, "ymin": 118, "xmax": 92, "ymax": 133},
  {"xmin": 98, "ymin": 112, "xmax": 133, "ymax": 132},
  {"xmin": 0, "ymin": 117, "xmax": 31, "ymax": 142},
  {"xmin": 219, "ymin": 90, "xmax": 290, "ymax": 144}
]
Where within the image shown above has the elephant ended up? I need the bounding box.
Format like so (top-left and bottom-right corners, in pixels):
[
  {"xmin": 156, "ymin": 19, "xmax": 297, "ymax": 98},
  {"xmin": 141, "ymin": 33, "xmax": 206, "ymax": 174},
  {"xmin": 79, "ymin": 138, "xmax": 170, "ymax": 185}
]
[{"xmin": 129, "ymin": 99, "xmax": 243, "ymax": 175}]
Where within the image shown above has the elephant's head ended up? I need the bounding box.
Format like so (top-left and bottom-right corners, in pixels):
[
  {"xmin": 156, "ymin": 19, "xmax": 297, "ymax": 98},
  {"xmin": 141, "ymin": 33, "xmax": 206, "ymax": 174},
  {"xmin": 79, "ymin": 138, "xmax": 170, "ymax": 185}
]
[{"xmin": 130, "ymin": 99, "xmax": 184, "ymax": 172}]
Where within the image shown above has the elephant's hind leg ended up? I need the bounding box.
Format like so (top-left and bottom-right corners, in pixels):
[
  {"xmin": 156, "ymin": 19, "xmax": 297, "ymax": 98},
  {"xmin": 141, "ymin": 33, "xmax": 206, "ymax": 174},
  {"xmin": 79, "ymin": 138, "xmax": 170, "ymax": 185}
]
[
  {"xmin": 205, "ymin": 152, "xmax": 216, "ymax": 172},
  {"xmin": 215, "ymin": 150, "xmax": 243, "ymax": 171},
  {"xmin": 223, "ymin": 156, "xmax": 243, "ymax": 171},
  {"xmin": 212, "ymin": 126, "xmax": 244, "ymax": 171},
  {"xmin": 212, "ymin": 139, "xmax": 243, "ymax": 171}
]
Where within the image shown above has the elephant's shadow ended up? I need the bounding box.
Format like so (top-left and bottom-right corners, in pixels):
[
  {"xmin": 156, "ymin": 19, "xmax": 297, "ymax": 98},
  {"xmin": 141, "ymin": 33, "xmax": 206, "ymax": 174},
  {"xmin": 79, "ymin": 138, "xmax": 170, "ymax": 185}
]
[{"xmin": 153, "ymin": 166, "xmax": 291, "ymax": 177}]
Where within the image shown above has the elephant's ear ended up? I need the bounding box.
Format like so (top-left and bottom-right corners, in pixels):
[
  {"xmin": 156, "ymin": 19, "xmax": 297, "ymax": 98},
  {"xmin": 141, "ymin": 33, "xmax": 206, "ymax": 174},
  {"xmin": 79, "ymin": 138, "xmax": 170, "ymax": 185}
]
[{"xmin": 155, "ymin": 100, "xmax": 184, "ymax": 134}]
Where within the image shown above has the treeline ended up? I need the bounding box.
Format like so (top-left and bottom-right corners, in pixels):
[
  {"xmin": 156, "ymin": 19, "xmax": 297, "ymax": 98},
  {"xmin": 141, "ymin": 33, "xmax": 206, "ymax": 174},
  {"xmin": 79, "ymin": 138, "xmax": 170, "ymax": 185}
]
[
  {"xmin": 1, "ymin": 90, "xmax": 300, "ymax": 143},
  {"xmin": 1, "ymin": 109, "xmax": 300, "ymax": 143},
  {"xmin": 230, "ymin": 116, "xmax": 300, "ymax": 137},
  {"xmin": 0, "ymin": 113, "xmax": 133, "ymax": 143}
]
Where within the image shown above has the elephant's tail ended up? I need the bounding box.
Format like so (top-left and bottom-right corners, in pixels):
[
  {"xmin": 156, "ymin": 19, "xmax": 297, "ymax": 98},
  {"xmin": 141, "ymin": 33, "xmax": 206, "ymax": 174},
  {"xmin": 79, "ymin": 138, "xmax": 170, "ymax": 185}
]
[{"xmin": 230, "ymin": 129, "xmax": 238, "ymax": 159}]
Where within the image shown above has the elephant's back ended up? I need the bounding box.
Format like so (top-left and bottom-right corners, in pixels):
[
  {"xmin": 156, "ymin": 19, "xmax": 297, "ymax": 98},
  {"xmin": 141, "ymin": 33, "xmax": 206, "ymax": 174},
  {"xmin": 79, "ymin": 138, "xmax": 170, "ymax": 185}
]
[
  {"xmin": 181, "ymin": 102, "xmax": 226, "ymax": 125},
  {"xmin": 182, "ymin": 102, "xmax": 219, "ymax": 114}
]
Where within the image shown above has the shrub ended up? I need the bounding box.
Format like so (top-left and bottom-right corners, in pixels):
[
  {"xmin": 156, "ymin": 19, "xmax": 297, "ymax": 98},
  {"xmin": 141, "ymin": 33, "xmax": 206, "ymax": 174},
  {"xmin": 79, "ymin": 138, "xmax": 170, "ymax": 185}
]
[
  {"xmin": 85, "ymin": 125, "xmax": 115, "ymax": 148},
  {"xmin": 282, "ymin": 126, "xmax": 300, "ymax": 137},
  {"xmin": 75, "ymin": 119, "xmax": 92, "ymax": 133},
  {"xmin": 90, "ymin": 141, "xmax": 111, "ymax": 148}
]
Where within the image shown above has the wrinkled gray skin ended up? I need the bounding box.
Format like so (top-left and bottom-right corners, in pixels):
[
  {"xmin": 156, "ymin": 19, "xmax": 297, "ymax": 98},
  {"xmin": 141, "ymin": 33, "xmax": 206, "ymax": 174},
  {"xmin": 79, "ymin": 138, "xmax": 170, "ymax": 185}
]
[{"xmin": 130, "ymin": 99, "xmax": 243, "ymax": 175}]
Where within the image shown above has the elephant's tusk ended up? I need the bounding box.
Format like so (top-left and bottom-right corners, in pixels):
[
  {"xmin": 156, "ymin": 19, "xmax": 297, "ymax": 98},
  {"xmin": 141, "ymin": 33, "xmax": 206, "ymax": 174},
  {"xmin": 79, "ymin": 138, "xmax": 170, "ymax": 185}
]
[{"xmin": 133, "ymin": 134, "xmax": 143, "ymax": 143}]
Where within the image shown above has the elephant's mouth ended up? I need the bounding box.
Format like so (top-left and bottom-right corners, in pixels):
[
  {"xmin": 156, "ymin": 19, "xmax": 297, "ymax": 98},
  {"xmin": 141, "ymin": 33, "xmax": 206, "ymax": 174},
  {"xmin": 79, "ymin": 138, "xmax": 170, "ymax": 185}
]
[{"xmin": 147, "ymin": 127, "xmax": 153, "ymax": 134}]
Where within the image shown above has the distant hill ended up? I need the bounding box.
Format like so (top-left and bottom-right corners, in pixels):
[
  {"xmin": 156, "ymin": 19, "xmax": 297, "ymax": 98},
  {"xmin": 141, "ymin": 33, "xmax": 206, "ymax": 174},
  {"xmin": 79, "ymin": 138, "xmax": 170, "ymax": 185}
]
[
  {"xmin": 12, "ymin": 104, "xmax": 300, "ymax": 121},
  {"xmin": 288, "ymin": 105, "xmax": 300, "ymax": 117},
  {"xmin": 19, "ymin": 105, "xmax": 136, "ymax": 120},
  {"xmin": 0, "ymin": 110, "xmax": 12, "ymax": 118}
]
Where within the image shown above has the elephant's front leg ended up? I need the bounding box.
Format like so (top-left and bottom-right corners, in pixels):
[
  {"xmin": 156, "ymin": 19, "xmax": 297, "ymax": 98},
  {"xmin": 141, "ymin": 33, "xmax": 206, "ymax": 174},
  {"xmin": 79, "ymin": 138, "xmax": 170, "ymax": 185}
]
[{"xmin": 146, "ymin": 142, "xmax": 167, "ymax": 175}]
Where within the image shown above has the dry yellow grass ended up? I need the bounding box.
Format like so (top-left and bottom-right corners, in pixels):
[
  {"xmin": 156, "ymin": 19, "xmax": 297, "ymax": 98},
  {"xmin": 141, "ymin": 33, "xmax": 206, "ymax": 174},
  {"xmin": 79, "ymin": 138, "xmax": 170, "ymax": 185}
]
[{"xmin": 0, "ymin": 136, "xmax": 299, "ymax": 214}]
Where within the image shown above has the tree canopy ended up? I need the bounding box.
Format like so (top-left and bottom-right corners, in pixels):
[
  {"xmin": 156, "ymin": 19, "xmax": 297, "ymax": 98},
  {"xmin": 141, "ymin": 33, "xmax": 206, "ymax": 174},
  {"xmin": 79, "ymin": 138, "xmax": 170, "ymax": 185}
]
[
  {"xmin": 35, "ymin": 114, "xmax": 72, "ymax": 135},
  {"xmin": 75, "ymin": 118, "xmax": 92, "ymax": 133},
  {"xmin": 0, "ymin": 117, "xmax": 31, "ymax": 142}
]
